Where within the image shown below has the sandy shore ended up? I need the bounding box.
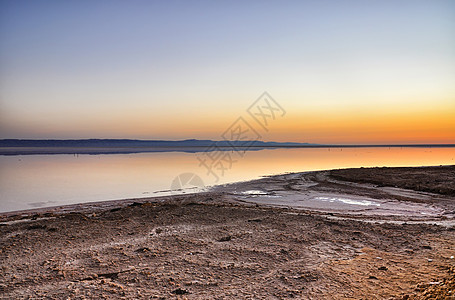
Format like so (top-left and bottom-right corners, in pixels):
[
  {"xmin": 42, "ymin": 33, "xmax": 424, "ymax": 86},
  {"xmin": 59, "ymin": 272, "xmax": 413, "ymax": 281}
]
[{"xmin": 1, "ymin": 166, "xmax": 454, "ymax": 299}]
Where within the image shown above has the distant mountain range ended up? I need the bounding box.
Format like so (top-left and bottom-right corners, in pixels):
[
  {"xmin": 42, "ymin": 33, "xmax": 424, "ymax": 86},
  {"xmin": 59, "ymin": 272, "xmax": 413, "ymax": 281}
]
[
  {"xmin": 0, "ymin": 139, "xmax": 312, "ymax": 148},
  {"xmin": 0, "ymin": 139, "xmax": 314, "ymax": 155},
  {"xmin": 0, "ymin": 139, "xmax": 453, "ymax": 155}
]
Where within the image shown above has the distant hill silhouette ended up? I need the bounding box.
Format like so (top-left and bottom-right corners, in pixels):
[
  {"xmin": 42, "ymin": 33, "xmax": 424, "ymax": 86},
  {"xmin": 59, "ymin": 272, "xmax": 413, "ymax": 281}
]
[
  {"xmin": 0, "ymin": 139, "xmax": 312, "ymax": 148},
  {"xmin": 0, "ymin": 139, "xmax": 315, "ymax": 155},
  {"xmin": 0, "ymin": 139, "xmax": 453, "ymax": 155}
]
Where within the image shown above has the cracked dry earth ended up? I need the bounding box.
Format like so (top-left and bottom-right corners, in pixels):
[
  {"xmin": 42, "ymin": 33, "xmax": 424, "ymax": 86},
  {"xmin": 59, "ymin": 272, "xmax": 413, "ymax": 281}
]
[{"xmin": 1, "ymin": 166, "xmax": 455, "ymax": 299}]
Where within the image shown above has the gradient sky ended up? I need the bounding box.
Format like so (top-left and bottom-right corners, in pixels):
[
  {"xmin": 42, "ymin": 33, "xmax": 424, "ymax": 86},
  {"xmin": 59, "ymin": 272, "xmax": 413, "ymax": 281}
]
[{"xmin": 0, "ymin": 0, "xmax": 454, "ymax": 144}]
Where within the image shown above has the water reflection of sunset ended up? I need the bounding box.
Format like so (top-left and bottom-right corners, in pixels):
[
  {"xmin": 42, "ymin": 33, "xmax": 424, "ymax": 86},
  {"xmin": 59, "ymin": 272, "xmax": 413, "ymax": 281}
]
[{"xmin": 1, "ymin": 147, "xmax": 454, "ymax": 212}]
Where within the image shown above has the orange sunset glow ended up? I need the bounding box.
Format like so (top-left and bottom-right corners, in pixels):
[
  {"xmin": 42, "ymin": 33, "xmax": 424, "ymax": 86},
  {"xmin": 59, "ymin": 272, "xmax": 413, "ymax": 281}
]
[{"xmin": 1, "ymin": 1, "xmax": 454, "ymax": 144}]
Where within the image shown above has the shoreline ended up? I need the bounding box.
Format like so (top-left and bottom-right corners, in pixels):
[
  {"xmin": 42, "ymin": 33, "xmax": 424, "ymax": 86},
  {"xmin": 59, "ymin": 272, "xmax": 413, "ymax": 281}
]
[{"xmin": 2, "ymin": 165, "xmax": 454, "ymax": 220}]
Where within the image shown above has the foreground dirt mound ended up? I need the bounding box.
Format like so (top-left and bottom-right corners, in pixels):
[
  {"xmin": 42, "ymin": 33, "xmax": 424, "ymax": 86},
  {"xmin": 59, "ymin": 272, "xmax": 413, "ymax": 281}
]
[
  {"xmin": 1, "ymin": 166, "xmax": 454, "ymax": 299},
  {"xmin": 1, "ymin": 199, "xmax": 454, "ymax": 299}
]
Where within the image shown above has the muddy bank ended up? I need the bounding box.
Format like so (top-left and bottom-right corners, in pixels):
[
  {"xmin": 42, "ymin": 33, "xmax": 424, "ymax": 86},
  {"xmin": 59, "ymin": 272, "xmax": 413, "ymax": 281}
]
[
  {"xmin": 1, "ymin": 166, "xmax": 454, "ymax": 299},
  {"xmin": 215, "ymin": 165, "xmax": 455, "ymax": 221},
  {"xmin": 329, "ymin": 166, "xmax": 455, "ymax": 196}
]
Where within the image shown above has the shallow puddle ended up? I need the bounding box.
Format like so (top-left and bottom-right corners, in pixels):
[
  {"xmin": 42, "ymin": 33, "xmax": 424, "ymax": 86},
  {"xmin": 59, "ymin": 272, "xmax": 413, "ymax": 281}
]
[
  {"xmin": 314, "ymin": 196, "xmax": 381, "ymax": 207},
  {"xmin": 241, "ymin": 190, "xmax": 270, "ymax": 195},
  {"xmin": 233, "ymin": 190, "xmax": 445, "ymax": 217}
]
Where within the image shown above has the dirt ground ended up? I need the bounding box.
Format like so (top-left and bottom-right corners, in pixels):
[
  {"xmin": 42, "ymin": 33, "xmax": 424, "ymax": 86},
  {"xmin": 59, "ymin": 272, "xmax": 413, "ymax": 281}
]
[
  {"xmin": 1, "ymin": 166, "xmax": 454, "ymax": 299},
  {"xmin": 329, "ymin": 166, "xmax": 455, "ymax": 196}
]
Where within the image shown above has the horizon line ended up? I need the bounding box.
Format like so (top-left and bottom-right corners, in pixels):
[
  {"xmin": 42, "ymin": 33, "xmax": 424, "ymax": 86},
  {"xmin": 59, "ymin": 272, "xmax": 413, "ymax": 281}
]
[{"xmin": 1, "ymin": 138, "xmax": 454, "ymax": 148}]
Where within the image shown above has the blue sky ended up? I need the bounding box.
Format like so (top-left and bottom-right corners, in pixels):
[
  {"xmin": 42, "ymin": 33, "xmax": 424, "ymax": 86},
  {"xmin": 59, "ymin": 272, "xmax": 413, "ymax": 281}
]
[{"xmin": 0, "ymin": 0, "xmax": 454, "ymax": 143}]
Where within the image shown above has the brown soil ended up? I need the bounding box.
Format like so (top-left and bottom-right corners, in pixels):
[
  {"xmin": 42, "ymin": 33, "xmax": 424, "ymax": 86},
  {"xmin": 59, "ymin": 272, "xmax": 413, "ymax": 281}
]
[
  {"xmin": 329, "ymin": 165, "xmax": 455, "ymax": 196},
  {"xmin": 1, "ymin": 166, "xmax": 454, "ymax": 299}
]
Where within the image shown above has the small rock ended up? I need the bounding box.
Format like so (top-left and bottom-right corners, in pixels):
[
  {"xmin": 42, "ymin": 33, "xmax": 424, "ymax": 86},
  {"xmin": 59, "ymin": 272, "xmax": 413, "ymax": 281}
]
[
  {"xmin": 218, "ymin": 235, "xmax": 232, "ymax": 242},
  {"xmin": 248, "ymin": 219, "xmax": 262, "ymax": 223},
  {"xmin": 280, "ymin": 249, "xmax": 289, "ymax": 255},
  {"xmin": 378, "ymin": 266, "xmax": 388, "ymax": 271},
  {"xmin": 135, "ymin": 247, "xmax": 151, "ymax": 253},
  {"xmin": 172, "ymin": 288, "xmax": 189, "ymax": 295}
]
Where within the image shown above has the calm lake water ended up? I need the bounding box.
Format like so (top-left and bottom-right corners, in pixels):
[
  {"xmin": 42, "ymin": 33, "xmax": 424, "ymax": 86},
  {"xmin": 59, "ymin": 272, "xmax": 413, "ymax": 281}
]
[{"xmin": 0, "ymin": 147, "xmax": 454, "ymax": 213}]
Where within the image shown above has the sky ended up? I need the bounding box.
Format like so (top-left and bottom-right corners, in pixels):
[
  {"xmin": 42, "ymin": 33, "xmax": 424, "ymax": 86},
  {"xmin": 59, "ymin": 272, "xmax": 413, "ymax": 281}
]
[{"xmin": 0, "ymin": 0, "xmax": 454, "ymax": 144}]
